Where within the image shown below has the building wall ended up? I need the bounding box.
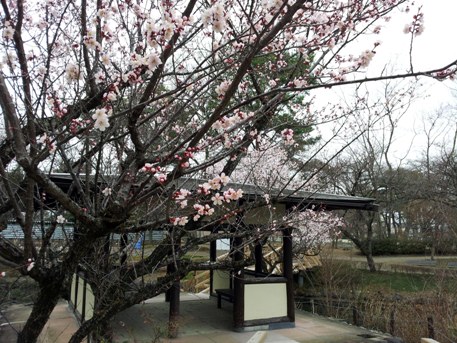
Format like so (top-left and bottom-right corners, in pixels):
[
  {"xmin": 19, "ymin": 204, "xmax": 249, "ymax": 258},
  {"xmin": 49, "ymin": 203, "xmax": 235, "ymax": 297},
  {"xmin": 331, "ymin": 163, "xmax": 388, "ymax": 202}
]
[
  {"xmin": 76, "ymin": 276, "xmax": 85, "ymax": 316},
  {"xmin": 244, "ymin": 283, "xmax": 287, "ymax": 320},
  {"xmin": 212, "ymin": 270, "xmax": 231, "ymax": 290}
]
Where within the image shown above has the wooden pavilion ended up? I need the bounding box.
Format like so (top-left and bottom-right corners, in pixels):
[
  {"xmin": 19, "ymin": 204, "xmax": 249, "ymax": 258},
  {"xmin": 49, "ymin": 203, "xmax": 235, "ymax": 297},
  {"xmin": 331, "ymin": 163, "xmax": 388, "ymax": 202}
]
[
  {"xmin": 48, "ymin": 174, "xmax": 377, "ymax": 333},
  {"xmin": 171, "ymin": 178, "xmax": 378, "ymax": 332}
]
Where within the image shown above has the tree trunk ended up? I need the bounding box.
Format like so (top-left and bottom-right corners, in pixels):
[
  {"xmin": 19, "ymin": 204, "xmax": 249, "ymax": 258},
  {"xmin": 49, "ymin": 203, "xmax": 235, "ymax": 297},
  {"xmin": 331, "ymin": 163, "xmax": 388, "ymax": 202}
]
[
  {"xmin": 17, "ymin": 276, "xmax": 63, "ymax": 343},
  {"xmin": 365, "ymin": 252, "xmax": 377, "ymax": 272},
  {"xmin": 342, "ymin": 224, "xmax": 377, "ymax": 273},
  {"xmin": 365, "ymin": 218, "xmax": 377, "ymax": 272}
]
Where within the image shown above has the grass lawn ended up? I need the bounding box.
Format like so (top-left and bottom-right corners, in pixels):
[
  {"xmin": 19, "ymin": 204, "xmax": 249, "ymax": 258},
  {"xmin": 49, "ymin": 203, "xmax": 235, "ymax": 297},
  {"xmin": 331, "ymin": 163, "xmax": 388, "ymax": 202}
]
[
  {"xmin": 355, "ymin": 270, "xmax": 433, "ymax": 293},
  {"xmin": 303, "ymin": 256, "xmax": 457, "ymax": 296}
]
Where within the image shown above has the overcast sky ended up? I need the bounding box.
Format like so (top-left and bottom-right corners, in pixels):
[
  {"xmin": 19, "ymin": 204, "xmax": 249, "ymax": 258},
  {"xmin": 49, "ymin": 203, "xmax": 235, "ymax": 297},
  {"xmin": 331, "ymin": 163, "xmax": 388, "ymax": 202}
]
[
  {"xmin": 317, "ymin": 0, "xmax": 457, "ymax": 162},
  {"xmin": 378, "ymin": 1, "xmax": 457, "ymax": 70},
  {"xmin": 373, "ymin": 0, "xmax": 457, "ymax": 98},
  {"xmin": 380, "ymin": 0, "xmax": 457, "ymax": 159}
]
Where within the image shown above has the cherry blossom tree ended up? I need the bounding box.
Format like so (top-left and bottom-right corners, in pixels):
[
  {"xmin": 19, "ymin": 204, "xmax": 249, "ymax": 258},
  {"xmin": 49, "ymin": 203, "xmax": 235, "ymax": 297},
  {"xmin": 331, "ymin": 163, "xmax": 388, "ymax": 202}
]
[{"xmin": 0, "ymin": 0, "xmax": 456, "ymax": 342}]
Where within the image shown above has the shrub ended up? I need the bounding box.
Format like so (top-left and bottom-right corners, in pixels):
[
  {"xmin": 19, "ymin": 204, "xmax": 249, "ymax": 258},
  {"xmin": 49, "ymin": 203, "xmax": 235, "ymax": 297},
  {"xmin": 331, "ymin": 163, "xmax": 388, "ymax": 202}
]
[{"xmin": 368, "ymin": 238, "xmax": 428, "ymax": 255}]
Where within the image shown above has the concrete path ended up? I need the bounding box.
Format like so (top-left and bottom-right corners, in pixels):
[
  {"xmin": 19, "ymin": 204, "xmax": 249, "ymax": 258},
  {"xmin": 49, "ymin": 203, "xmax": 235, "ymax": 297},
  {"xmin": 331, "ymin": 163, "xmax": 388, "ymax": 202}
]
[
  {"xmin": 1, "ymin": 295, "xmax": 398, "ymax": 343},
  {"xmin": 0, "ymin": 301, "xmax": 84, "ymax": 343},
  {"xmin": 112, "ymin": 294, "xmax": 397, "ymax": 343}
]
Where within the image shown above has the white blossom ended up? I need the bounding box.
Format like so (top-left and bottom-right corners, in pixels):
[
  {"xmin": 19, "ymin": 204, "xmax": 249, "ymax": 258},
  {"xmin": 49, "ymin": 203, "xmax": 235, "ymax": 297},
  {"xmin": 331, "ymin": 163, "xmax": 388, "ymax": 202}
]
[
  {"xmin": 211, "ymin": 193, "xmax": 224, "ymax": 205},
  {"xmin": 144, "ymin": 53, "xmax": 162, "ymax": 72},
  {"xmin": 65, "ymin": 63, "xmax": 80, "ymax": 81},
  {"xmin": 27, "ymin": 261, "xmax": 35, "ymax": 272},
  {"xmin": 215, "ymin": 80, "xmax": 231, "ymax": 97},
  {"xmin": 2, "ymin": 24, "xmax": 14, "ymax": 40}
]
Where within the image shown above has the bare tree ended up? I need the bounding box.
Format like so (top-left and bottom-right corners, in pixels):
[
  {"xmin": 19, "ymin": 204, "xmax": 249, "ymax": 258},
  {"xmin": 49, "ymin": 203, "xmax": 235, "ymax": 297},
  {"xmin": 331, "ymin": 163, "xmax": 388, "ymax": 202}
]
[
  {"xmin": 321, "ymin": 81, "xmax": 419, "ymax": 271},
  {"xmin": 410, "ymin": 105, "xmax": 457, "ymax": 257}
]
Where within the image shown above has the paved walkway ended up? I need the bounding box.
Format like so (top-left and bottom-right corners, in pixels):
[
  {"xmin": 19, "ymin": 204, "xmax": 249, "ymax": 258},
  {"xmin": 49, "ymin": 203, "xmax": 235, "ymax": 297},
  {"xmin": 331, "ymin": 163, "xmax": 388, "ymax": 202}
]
[
  {"xmin": 1, "ymin": 294, "xmax": 397, "ymax": 343},
  {"xmin": 113, "ymin": 294, "xmax": 395, "ymax": 343},
  {"xmin": 0, "ymin": 301, "xmax": 83, "ymax": 343}
]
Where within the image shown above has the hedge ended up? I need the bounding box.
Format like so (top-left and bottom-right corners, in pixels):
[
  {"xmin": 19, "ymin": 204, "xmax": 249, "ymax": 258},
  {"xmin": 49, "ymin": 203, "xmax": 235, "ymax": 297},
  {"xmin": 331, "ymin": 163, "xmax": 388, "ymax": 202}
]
[{"xmin": 366, "ymin": 238, "xmax": 457, "ymax": 256}]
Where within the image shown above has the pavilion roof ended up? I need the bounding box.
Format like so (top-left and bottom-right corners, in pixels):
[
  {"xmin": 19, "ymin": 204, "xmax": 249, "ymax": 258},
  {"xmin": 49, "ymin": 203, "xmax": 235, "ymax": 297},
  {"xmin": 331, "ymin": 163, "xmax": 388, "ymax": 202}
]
[{"xmin": 48, "ymin": 174, "xmax": 377, "ymax": 212}]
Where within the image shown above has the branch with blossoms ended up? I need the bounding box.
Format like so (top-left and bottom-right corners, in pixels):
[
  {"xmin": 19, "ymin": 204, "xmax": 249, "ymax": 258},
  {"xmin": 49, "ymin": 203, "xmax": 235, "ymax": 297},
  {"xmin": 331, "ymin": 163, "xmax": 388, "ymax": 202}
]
[{"xmin": 1, "ymin": 0, "xmax": 455, "ymax": 341}]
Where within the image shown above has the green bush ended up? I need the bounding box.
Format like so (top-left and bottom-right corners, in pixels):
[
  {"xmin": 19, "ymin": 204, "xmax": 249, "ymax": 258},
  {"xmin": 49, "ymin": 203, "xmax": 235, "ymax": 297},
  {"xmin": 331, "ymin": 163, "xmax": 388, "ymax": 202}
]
[
  {"xmin": 435, "ymin": 238, "xmax": 457, "ymax": 255},
  {"xmin": 368, "ymin": 238, "xmax": 428, "ymax": 255}
]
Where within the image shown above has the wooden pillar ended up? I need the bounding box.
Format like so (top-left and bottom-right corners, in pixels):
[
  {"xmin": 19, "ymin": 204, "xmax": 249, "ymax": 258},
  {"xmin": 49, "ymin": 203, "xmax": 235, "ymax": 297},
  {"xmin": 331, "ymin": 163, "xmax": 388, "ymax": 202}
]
[
  {"xmin": 283, "ymin": 227, "xmax": 295, "ymax": 322},
  {"xmin": 255, "ymin": 242, "xmax": 263, "ymax": 275},
  {"xmin": 74, "ymin": 273, "xmax": 79, "ymax": 317},
  {"xmin": 81, "ymin": 275, "xmax": 87, "ymax": 322},
  {"xmin": 233, "ymin": 236, "xmax": 244, "ymax": 329},
  {"xmin": 210, "ymin": 227, "xmax": 217, "ymax": 295}
]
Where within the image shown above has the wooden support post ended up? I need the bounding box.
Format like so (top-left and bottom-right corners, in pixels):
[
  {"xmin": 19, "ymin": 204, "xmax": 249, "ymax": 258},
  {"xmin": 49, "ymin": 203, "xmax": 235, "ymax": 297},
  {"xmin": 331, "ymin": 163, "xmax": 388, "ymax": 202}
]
[
  {"xmin": 427, "ymin": 316, "xmax": 434, "ymax": 339},
  {"xmin": 74, "ymin": 273, "xmax": 79, "ymax": 317},
  {"xmin": 352, "ymin": 306, "xmax": 360, "ymax": 326},
  {"xmin": 82, "ymin": 276, "xmax": 87, "ymax": 323},
  {"xmin": 210, "ymin": 227, "xmax": 217, "ymax": 295},
  {"xmin": 233, "ymin": 236, "xmax": 245, "ymax": 329},
  {"xmin": 283, "ymin": 227, "xmax": 295, "ymax": 322},
  {"xmin": 255, "ymin": 242, "xmax": 263, "ymax": 275}
]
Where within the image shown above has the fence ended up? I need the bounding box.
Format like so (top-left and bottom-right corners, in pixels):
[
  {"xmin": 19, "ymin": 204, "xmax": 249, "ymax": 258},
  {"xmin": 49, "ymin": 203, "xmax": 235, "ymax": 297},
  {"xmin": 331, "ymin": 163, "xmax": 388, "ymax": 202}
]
[
  {"xmin": 295, "ymin": 296, "xmax": 457, "ymax": 343},
  {"xmin": 0, "ymin": 222, "xmax": 75, "ymax": 240},
  {"xmin": 1, "ymin": 222, "xmax": 165, "ymax": 242}
]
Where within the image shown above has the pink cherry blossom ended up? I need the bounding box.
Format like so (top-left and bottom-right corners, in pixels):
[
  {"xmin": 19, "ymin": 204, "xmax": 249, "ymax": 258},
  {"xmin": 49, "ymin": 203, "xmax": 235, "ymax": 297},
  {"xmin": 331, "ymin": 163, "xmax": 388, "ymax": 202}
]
[
  {"xmin": 215, "ymin": 80, "xmax": 231, "ymax": 98},
  {"xmin": 281, "ymin": 128, "xmax": 295, "ymax": 145},
  {"xmin": 155, "ymin": 173, "xmax": 167, "ymax": 183},
  {"xmin": 171, "ymin": 216, "xmax": 189, "ymax": 226}
]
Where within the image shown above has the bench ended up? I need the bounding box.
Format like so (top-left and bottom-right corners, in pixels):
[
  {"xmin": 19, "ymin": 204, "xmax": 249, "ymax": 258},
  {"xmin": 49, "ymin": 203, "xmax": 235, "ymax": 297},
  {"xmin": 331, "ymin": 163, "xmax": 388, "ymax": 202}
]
[{"xmin": 215, "ymin": 288, "xmax": 234, "ymax": 308}]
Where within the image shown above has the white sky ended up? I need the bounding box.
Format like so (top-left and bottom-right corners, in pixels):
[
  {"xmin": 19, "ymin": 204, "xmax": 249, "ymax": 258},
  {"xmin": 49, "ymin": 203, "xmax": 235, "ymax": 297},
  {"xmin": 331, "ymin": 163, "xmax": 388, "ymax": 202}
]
[
  {"xmin": 315, "ymin": 0, "xmax": 457, "ymax": 162},
  {"xmin": 376, "ymin": 1, "xmax": 457, "ymax": 70},
  {"xmin": 373, "ymin": 0, "xmax": 457, "ymax": 100},
  {"xmin": 372, "ymin": 0, "xmax": 457, "ymax": 159}
]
